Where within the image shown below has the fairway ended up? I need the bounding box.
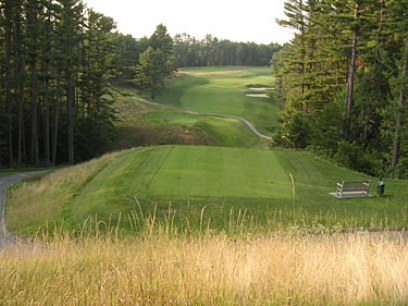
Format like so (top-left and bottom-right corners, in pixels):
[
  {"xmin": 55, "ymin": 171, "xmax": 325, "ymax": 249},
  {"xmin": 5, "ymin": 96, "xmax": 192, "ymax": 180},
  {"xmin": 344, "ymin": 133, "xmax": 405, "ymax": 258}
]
[
  {"xmin": 158, "ymin": 66, "xmax": 278, "ymax": 137},
  {"xmin": 148, "ymin": 146, "xmax": 292, "ymax": 199},
  {"xmin": 177, "ymin": 67, "xmax": 275, "ymax": 120}
]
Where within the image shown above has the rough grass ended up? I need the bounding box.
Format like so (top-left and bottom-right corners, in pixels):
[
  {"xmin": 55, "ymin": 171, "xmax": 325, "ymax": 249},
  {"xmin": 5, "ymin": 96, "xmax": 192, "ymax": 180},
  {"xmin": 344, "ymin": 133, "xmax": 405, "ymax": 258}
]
[
  {"xmin": 5, "ymin": 153, "xmax": 116, "ymax": 235},
  {"xmin": 113, "ymin": 95, "xmax": 214, "ymax": 148},
  {"xmin": 1, "ymin": 226, "xmax": 408, "ymax": 305},
  {"xmin": 114, "ymin": 94, "xmax": 265, "ymax": 149}
]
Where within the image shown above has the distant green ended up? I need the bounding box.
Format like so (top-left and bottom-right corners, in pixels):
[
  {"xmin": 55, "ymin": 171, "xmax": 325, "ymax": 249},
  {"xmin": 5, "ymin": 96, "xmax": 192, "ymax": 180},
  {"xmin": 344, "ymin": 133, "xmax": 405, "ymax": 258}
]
[{"xmin": 157, "ymin": 66, "xmax": 278, "ymax": 136}]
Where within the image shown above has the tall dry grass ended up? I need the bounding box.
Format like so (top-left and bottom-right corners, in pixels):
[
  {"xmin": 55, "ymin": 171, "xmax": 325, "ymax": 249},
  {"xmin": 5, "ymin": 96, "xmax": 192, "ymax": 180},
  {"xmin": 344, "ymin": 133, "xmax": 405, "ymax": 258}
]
[
  {"xmin": 1, "ymin": 229, "xmax": 408, "ymax": 305},
  {"xmin": 5, "ymin": 153, "xmax": 116, "ymax": 235}
]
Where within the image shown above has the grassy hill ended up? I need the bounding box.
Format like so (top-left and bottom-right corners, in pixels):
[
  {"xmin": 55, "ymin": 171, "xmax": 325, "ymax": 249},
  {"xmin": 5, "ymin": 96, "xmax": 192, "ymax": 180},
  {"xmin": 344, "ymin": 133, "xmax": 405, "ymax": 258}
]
[{"xmin": 6, "ymin": 145, "xmax": 408, "ymax": 236}]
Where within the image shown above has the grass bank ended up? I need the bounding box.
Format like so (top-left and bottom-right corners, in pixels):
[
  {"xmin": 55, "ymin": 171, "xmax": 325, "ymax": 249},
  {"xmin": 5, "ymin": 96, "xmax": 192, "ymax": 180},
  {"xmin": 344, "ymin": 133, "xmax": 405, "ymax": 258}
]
[
  {"xmin": 114, "ymin": 91, "xmax": 267, "ymax": 150},
  {"xmin": 6, "ymin": 146, "xmax": 408, "ymax": 237}
]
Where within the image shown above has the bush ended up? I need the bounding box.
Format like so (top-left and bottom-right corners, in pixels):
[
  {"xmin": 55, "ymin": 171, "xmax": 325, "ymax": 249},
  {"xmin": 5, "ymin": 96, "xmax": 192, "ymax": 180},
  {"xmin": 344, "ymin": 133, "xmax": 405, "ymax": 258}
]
[
  {"xmin": 393, "ymin": 158, "xmax": 408, "ymax": 179},
  {"xmin": 334, "ymin": 141, "xmax": 372, "ymax": 174},
  {"xmin": 275, "ymin": 111, "xmax": 313, "ymax": 149}
]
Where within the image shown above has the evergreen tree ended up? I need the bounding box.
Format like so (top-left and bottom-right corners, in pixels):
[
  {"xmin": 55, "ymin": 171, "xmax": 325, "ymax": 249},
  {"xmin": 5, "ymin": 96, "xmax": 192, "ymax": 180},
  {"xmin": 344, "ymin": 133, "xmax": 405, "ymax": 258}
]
[
  {"xmin": 56, "ymin": 0, "xmax": 84, "ymax": 164},
  {"xmin": 112, "ymin": 33, "xmax": 141, "ymax": 86},
  {"xmin": 273, "ymin": 0, "xmax": 408, "ymax": 176},
  {"xmin": 387, "ymin": 0, "xmax": 408, "ymax": 170},
  {"xmin": 149, "ymin": 24, "xmax": 175, "ymax": 79},
  {"xmin": 135, "ymin": 24, "xmax": 176, "ymax": 99},
  {"xmin": 0, "ymin": 0, "xmax": 120, "ymax": 166},
  {"xmin": 135, "ymin": 46, "xmax": 165, "ymax": 100},
  {"xmin": 173, "ymin": 33, "xmax": 195, "ymax": 67},
  {"xmin": 75, "ymin": 8, "xmax": 117, "ymax": 161}
]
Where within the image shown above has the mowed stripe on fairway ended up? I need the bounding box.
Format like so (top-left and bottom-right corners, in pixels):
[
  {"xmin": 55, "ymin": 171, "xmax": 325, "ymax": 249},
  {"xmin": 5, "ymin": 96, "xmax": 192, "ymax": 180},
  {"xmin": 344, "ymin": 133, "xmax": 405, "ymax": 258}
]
[{"xmin": 148, "ymin": 146, "xmax": 292, "ymax": 199}]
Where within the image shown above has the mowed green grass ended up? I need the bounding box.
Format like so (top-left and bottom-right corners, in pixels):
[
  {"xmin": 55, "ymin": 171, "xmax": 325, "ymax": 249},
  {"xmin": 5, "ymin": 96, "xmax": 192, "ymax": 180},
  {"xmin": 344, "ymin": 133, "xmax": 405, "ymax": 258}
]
[
  {"xmin": 147, "ymin": 146, "xmax": 291, "ymax": 198},
  {"xmin": 8, "ymin": 144, "xmax": 408, "ymax": 236},
  {"xmin": 67, "ymin": 146, "xmax": 293, "ymax": 229}
]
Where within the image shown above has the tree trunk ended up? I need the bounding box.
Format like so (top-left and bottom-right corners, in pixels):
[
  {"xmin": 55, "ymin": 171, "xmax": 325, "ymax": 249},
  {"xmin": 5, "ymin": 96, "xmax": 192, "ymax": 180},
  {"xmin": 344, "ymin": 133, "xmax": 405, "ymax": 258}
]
[
  {"xmin": 67, "ymin": 77, "xmax": 75, "ymax": 164},
  {"xmin": 52, "ymin": 78, "xmax": 61, "ymax": 165},
  {"xmin": 43, "ymin": 0, "xmax": 54, "ymax": 165},
  {"xmin": 44, "ymin": 72, "xmax": 51, "ymax": 165},
  {"xmin": 344, "ymin": 2, "xmax": 359, "ymax": 139},
  {"xmin": 14, "ymin": 11, "xmax": 25, "ymax": 167},
  {"xmin": 30, "ymin": 59, "xmax": 39, "ymax": 166},
  {"xmin": 44, "ymin": 23, "xmax": 51, "ymax": 165},
  {"xmin": 4, "ymin": 3, "xmax": 13, "ymax": 166}
]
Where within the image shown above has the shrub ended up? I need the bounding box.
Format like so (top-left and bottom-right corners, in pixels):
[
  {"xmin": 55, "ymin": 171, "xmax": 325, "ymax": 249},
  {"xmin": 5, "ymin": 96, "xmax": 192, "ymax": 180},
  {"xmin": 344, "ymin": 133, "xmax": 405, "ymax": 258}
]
[{"xmin": 393, "ymin": 157, "xmax": 408, "ymax": 179}]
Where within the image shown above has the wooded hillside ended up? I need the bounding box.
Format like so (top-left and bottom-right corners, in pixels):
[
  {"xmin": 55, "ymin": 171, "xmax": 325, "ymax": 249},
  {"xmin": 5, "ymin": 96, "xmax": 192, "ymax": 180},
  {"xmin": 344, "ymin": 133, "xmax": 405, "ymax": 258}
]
[
  {"xmin": 0, "ymin": 0, "xmax": 281, "ymax": 167},
  {"xmin": 0, "ymin": 0, "xmax": 119, "ymax": 166}
]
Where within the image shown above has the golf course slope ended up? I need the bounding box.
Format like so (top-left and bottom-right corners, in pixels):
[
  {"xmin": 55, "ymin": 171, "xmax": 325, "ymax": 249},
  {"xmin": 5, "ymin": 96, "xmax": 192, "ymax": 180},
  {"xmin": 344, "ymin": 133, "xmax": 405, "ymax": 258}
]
[{"xmin": 8, "ymin": 144, "xmax": 408, "ymax": 236}]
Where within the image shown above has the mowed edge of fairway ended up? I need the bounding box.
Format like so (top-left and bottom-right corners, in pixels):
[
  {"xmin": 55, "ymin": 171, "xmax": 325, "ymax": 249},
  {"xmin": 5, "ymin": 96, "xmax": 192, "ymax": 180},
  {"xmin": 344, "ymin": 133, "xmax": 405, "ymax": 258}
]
[
  {"xmin": 65, "ymin": 145, "xmax": 293, "ymax": 227},
  {"xmin": 147, "ymin": 146, "xmax": 292, "ymax": 199}
]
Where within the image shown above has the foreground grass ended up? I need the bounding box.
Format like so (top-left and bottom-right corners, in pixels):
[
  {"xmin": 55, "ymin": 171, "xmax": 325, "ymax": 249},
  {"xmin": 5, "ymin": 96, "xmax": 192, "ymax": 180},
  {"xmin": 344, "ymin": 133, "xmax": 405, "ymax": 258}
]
[
  {"xmin": 4, "ymin": 153, "xmax": 116, "ymax": 235},
  {"xmin": 1, "ymin": 228, "xmax": 408, "ymax": 305}
]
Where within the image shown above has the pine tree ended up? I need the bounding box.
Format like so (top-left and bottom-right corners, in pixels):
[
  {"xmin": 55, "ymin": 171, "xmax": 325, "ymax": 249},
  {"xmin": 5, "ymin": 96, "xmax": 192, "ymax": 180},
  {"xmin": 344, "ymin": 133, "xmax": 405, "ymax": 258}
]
[
  {"xmin": 149, "ymin": 24, "xmax": 175, "ymax": 79},
  {"xmin": 25, "ymin": 0, "xmax": 44, "ymax": 165},
  {"xmin": 55, "ymin": 0, "xmax": 84, "ymax": 164},
  {"xmin": 387, "ymin": 0, "xmax": 408, "ymax": 169},
  {"xmin": 135, "ymin": 24, "xmax": 176, "ymax": 99},
  {"xmin": 135, "ymin": 46, "xmax": 165, "ymax": 100},
  {"xmin": 112, "ymin": 33, "xmax": 141, "ymax": 86},
  {"xmin": 74, "ymin": 8, "xmax": 117, "ymax": 160},
  {"xmin": 0, "ymin": 0, "xmax": 15, "ymax": 165}
]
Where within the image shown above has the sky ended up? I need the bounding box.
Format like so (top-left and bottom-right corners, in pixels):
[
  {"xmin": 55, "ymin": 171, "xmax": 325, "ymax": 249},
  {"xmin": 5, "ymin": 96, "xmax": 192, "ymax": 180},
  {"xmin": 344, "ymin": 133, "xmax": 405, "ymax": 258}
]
[{"xmin": 83, "ymin": 0, "xmax": 295, "ymax": 45}]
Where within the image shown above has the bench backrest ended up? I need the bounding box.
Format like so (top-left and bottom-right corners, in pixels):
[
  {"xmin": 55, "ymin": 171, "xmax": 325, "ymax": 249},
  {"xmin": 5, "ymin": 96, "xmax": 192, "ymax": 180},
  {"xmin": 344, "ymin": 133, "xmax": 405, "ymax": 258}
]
[{"xmin": 341, "ymin": 180, "xmax": 371, "ymax": 191}]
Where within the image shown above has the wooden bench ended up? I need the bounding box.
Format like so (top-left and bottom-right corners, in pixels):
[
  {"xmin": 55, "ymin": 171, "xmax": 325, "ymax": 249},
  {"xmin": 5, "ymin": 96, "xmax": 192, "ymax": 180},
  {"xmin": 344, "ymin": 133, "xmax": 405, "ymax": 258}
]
[{"xmin": 330, "ymin": 180, "xmax": 373, "ymax": 198}]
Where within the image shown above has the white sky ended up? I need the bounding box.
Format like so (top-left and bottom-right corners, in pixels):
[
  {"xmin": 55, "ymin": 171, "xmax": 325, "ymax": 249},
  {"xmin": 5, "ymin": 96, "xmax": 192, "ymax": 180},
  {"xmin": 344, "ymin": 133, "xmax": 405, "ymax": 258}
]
[{"xmin": 82, "ymin": 0, "xmax": 294, "ymax": 45}]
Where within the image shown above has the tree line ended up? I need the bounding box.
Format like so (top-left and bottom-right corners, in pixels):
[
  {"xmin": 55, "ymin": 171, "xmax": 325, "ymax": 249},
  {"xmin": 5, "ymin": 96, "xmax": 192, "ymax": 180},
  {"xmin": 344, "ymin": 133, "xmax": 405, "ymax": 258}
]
[
  {"xmin": 173, "ymin": 33, "xmax": 282, "ymax": 67},
  {"xmin": 272, "ymin": 0, "xmax": 408, "ymax": 178},
  {"xmin": 0, "ymin": 0, "xmax": 120, "ymax": 167},
  {"xmin": 115, "ymin": 34, "xmax": 282, "ymax": 93},
  {"xmin": 0, "ymin": 0, "xmax": 282, "ymax": 167}
]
